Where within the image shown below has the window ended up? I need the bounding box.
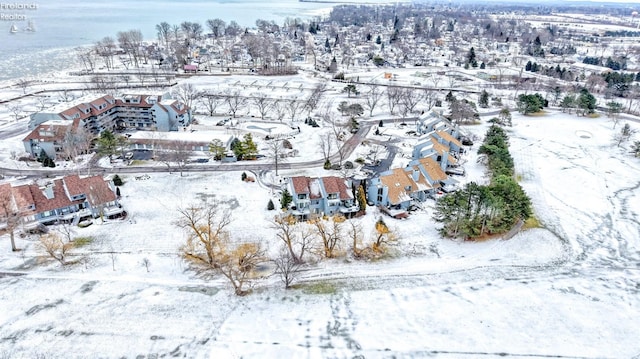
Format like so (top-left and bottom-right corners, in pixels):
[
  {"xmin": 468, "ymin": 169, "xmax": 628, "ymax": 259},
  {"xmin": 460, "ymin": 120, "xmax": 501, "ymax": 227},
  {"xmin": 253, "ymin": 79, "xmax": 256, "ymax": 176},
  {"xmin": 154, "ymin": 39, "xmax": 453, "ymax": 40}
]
[
  {"xmin": 327, "ymin": 193, "xmax": 338, "ymax": 200},
  {"xmin": 377, "ymin": 187, "xmax": 383, "ymax": 203},
  {"xmin": 298, "ymin": 194, "xmax": 307, "ymax": 200}
]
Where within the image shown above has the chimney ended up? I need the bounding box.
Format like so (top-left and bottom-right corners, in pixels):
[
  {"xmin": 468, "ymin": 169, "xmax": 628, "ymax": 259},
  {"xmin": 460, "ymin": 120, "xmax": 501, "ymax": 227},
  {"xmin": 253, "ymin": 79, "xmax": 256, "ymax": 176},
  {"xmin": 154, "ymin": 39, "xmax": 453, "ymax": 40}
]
[
  {"xmin": 440, "ymin": 152, "xmax": 449, "ymax": 171},
  {"xmin": 42, "ymin": 183, "xmax": 55, "ymax": 199}
]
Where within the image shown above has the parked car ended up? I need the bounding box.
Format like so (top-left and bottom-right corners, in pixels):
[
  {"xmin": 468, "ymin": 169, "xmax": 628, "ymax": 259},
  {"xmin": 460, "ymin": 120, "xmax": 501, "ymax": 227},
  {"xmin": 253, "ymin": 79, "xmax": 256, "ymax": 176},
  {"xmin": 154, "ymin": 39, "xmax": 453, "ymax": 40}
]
[{"xmin": 445, "ymin": 167, "xmax": 465, "ymax": 176}]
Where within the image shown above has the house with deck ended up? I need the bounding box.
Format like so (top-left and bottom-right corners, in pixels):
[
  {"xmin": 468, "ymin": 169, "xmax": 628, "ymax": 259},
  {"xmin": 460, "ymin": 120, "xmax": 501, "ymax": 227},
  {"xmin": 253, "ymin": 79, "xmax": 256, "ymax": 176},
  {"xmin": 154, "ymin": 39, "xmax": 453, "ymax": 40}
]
[
  {"xmin": 0, "ymin": 175, "xmax": 122, "ymax": 228},
  {"xmin": 286, "ymin": 176, "xmax": 358, "ymax": 220},
  {"xmin": 367, "ymin": 157, "xmax": 452, "ymax": 212}
]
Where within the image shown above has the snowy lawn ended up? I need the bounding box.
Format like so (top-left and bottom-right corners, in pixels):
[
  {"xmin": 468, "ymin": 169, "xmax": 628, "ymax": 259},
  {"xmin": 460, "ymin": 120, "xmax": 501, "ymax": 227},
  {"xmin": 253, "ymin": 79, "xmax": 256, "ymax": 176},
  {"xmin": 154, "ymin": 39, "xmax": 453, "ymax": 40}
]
[{"xmin": 1, "ymin": 101, "xmax": 640, "ymax": 359}]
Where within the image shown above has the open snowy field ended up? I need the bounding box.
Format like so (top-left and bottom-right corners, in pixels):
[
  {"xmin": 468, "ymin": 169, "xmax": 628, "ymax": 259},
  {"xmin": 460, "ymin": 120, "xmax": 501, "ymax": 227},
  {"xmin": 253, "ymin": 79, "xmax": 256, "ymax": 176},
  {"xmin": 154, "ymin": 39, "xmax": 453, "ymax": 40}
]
[{"xmin": 1, "ymin": 109, "xmax": 639, "ymax": 358}]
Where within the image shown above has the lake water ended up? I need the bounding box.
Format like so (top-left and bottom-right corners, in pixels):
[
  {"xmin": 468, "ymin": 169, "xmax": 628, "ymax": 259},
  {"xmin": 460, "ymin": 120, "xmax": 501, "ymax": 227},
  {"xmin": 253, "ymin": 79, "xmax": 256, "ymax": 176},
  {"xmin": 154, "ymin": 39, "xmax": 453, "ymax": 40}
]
[{"xmin": 0, "ymin": 0, "xmax": 336, "ymax": 81}]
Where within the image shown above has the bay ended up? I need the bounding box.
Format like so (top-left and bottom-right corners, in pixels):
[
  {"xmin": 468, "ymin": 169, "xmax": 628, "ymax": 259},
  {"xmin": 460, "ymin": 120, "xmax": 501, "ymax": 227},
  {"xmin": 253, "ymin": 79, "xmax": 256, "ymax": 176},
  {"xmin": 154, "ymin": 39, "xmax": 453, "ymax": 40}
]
[{"xmin": 0, "ymin": 0, "xmax": 335, "ymax": 81}]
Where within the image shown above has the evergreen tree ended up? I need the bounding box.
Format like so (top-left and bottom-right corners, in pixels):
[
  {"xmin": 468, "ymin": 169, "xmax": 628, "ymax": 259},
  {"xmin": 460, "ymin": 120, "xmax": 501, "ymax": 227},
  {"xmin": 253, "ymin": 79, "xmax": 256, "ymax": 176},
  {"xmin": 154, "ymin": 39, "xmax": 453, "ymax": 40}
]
[
  {"xmin": 375, "ymin": 35, "xmax": 382, "ymax": 45},
  {"xmin": 230, "ymin": 137, "xmax": 244, "ymax": 160},
  {"xmin": 113, "ymin": 174, "xmax": 124, "ymax": 186},
  {"xmin": 116, "ymin": 187, "xmax": 121, "ymax": 197},
  {"xmin": 241, "ymin": 172, "xmax": 247, "ymax": 181},
  {"xmin": 577, "ymin": 88, "xmax": 597, "ymax": 116},
  {"xmin": 479, "ymin": 90, "xmax": 489, "ymax": 108},
  {"xmin": 281, "ymin": 189, "xmax": 292, "ymax": 209},
  {"xmin": 209, "ymin": 139, "xmax": 225, "ymax": 160},
  {"xmin": 267, "ymin": 199, "xmax": 275, "ymax": 211}
]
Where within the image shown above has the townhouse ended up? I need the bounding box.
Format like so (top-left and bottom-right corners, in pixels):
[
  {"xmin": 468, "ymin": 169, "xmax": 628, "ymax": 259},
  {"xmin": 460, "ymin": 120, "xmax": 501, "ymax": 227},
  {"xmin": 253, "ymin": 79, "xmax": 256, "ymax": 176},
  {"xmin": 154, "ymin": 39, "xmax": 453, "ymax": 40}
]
[
  {"xmin": 0, "ymin": 174, "xmax": 121, "ymax": 229},
  {"xmin": 286, "ymin": 176, "xmax": 359, "ymax": 220}
]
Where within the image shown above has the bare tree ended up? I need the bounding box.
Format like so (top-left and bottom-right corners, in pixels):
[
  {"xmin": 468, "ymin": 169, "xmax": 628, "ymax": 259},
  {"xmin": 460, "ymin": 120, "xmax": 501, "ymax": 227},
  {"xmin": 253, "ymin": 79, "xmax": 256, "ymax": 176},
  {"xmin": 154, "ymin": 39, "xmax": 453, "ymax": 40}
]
[
  {"xmin": 199, "ymin": 93, "xmax": 222, "ymax": 116},
  {"xmin": 310, "ymin": 216, "xmax": 343, "ymax": 259},
  {"xmin": 267, "ymin": 139, "xmax": 287, "ymax": 176},
  {"xmin": 16, "ymin": 78, "xmax": 31, "ymax": 95},
  {"xmin": 272, "ymin": 100, "xmax": 287, "ymax": 122},
  {"xmin": 156, "ymin": 22, "xmax": 172, "ymax": 48},
  {"xmin": 224, "ymin": 90, "xmax": 247, "ymax": 118},
  {"xmin": 55, "ymin": 222, "xmax": 76, "ymax": 244},
  {"xmin": 0, "ymin": 188, "xmax": 21, "ymax": 252},
  {"xmin": 75, "ymin": 46, "xmax": 96, "ymax": 73},
  {"xmin": 252, "ymin": 94, "xmax": 274, "ymax": 120},
  {"xmin": 272, "ymin": 214, "xmax": 313, "ymax": 264},
  {"xmin": 94, "ymin": 37, "xmax": 116, "ymax": 70},
  {"xmin": 303, "ymin": 83, "xmax": 327, "ymax": 116},
  {"xmin": 318, "ymin": 132, "xmax": 334, "ymax": 164},
  {"xmin": 346, "ymin": 219, "xmax": 364, "ymax": 258},
  {"xmin": 399, "ymin": 88, "xmax": 423, "ymax": 119},
  {"xmin": 157, "ymin": 141, "xmax": 192, "ymax": 176},
  {"xmin": 206, "ymin": 18, "xmax": 226, "ymax": 37},
  {"xmin": 287, "ymin": 99, "xmax": 304, "ymax": 123},
  {"xmin": 142, "ymin": 257, "xmax": 151, "ymax": 272},
  {"xmin": 273, "ymin": 248, "xmax": 302, "ymax": 289},
  {"xmin": 39, "ymin": 232, "xmax": 74, "ymax": 265},
  {"xmin": 364, "ymin": 84, "xmax": 383, "ymax": 117},
  {"xmin": 62, "ymin": 125, "xmax": 93, "ymax": 161},
  {"xmin": 177, "ymin": 200, "xmax": 266, "ymax": 295},
  {"xmin": 173, "ymin": 83, "xmax": 201, "ymax": 113},
  {"xmin": 386, "ymin": 86, "xmax": 402, "ymax": 115},
  {"xmin": 8, "ymin": 103, "xmax": 23, "ymax": 122},
  {"xmin": 421, "ymin": 87, "xmax": 437, "ymax": 110},
  {"xmin": 57, "ymin": 89, "xmax": 75, "ymax": 103}
]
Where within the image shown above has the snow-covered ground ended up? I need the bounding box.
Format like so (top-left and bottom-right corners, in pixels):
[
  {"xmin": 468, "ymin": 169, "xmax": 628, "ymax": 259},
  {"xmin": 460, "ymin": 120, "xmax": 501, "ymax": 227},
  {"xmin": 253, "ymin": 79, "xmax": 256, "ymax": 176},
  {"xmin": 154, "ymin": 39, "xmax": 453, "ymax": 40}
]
[{"xmin": 1, "ymin": 108, "xmax": 639, "ymax": 358}]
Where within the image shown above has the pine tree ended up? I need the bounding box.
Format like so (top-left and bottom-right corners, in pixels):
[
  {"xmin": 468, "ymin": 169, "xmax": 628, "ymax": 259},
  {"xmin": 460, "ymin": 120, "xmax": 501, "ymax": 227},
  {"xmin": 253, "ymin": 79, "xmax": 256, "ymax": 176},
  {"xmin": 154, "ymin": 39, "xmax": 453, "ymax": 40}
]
[
  {"xmin": 267, "ymin": 199, "xmax": 275, "ymax": 211},
  {"xmin": 113, "ymin": 174, "xmax": 124, "ymax": 186},
  {"xmin": 241, "ymin": 172, "xmax": 247, "ymax": 181},
  {"xmin": 479, "ymin": 90, "xmax": 489, "ymax": 108},
  {"xmin": 116, "ymin": 187, "xmax": 121, "ymax": 197},
  {"xmin": 281, "ymin": 189, "xmax": 293, "ymax": 210}
]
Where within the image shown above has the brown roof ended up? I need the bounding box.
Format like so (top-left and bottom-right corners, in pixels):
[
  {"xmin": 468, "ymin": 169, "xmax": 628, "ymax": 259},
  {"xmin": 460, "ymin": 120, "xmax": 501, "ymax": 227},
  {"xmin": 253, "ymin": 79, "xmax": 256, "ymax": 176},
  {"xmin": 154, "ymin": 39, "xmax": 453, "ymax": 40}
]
[
  {"xmin": 436, "ymin": 130, "xmax": 462, "ymax": 148},
  {"xmin": 417, "ymin": 157, "xmax": 447, "ymax": 183},
  {"xmin": 290, "ymin": 176, "xmax": 322, "ymax": 199},
  {"xmin": 379, "ymin": 168, "xmax": 417, "ymax": 205},
  {"xmin": 83, "ymin": 175, "xmax": 117, "ymax": 206},
  {"xmin": 59, "ymin": 95, "xmax": 117, "ymax": 121},
  {"xmin": 0, "ymin": 175, "xmax": 115, "ymax": 219},
  {"xmin": 63, "ymin": 174, "xmax": 84, "ymax": 197},
  {"xmin": 321, "ymin": 176, "xmax": 352, "ymax": 200},
  {"xmin": 429, "ymin": 137, "xmax": 457, "ymax": 164}
]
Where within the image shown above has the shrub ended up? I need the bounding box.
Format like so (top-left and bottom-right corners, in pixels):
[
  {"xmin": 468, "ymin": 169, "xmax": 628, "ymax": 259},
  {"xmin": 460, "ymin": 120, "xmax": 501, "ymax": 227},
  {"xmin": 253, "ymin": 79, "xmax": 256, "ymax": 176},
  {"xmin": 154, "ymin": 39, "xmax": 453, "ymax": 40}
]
[
  {"xmin": 282, "ymin": 139, "xmax": 293, "ymax": 149},
  {"xmin": 112, "ymin": 174, "xmax": 124, "ymax": 186},
  {"xmin": 241, "ymin": 172, "xmax": 247, "ymax": 181},
  {"xmin": 323, "ymin": 159, "xmax": 332, "ymax": 170}
]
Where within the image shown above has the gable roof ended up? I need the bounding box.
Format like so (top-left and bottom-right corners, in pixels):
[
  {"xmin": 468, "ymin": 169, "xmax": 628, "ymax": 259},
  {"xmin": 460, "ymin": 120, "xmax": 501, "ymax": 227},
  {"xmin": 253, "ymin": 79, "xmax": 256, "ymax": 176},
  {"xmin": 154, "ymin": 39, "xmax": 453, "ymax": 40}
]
[
  {"xmin": 379, "ymin": 168, "xmax": 417, "ymax": 205},
  {"xmin": 321, "ymin": 176, "xmax": 353, "ymax": 200},
  {"xmin": 435, "ymin": 130, "xmax": 462, "ymax": 148},
  {"xmin": 0, "ymin": 175, "xmax": 116, "ymax": 218},
  {"xmin": 416, "ymin": 157, "xmax": 447, "ymax": 183}
]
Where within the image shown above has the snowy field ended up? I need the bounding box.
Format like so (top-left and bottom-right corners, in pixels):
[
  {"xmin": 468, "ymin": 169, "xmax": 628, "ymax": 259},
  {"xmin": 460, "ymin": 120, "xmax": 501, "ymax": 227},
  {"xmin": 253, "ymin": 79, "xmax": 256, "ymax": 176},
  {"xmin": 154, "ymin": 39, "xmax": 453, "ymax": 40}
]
[{"xmin": 1, "ymin": 109, "xmax": 639, "ymax": 358}]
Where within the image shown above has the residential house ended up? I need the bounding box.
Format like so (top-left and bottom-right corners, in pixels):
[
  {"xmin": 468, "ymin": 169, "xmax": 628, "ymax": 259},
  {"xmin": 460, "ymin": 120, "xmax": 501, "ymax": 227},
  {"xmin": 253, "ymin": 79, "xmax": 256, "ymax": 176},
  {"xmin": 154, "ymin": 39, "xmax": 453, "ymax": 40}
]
[
  {"xmin": 287, "ymin": 176, "xmax": 358, "ymax": 220},
  {"xmin": 367, "ymin": 157, "xmax": 451, "ymax": 212},
  {"xmin": 22, "ymin": 119, "xmax": 80, "ymax": 160},
  {"xmin": 0, "ymin": 175, "xmax": 121, "ymax": 228}
]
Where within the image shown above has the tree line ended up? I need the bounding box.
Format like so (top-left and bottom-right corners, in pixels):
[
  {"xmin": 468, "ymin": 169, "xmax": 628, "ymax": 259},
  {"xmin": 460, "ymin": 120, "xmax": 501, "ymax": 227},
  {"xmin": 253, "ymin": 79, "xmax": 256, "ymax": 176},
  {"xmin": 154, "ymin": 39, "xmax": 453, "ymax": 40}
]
[{"xmin": 433, "ymin": 125, "xmax": 532, "ymax": 239}]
